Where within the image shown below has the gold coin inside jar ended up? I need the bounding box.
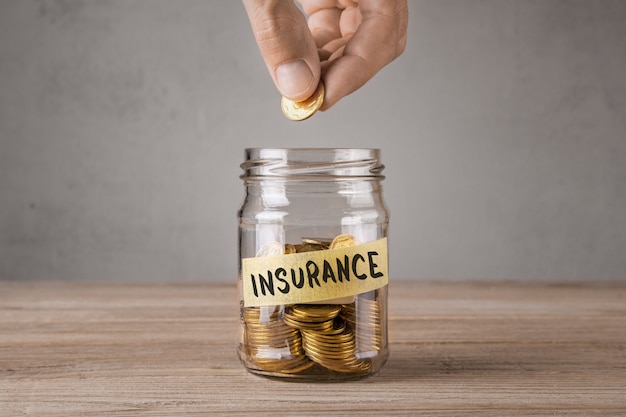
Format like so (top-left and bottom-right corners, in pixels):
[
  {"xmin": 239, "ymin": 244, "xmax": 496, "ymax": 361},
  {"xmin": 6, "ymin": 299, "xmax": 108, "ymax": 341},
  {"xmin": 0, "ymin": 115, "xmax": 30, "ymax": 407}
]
[{"xmin": 329, "ymin": 234, "xmax": 360, "ymax": 249}]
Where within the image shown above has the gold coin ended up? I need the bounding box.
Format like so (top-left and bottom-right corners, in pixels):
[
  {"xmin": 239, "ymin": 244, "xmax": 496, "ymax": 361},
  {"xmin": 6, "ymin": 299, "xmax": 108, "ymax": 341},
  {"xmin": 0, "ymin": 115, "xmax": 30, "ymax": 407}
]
[
  {"xmin": 303, "ymin": 340, "xmax": 356, "ymax": 355},
  {"xmin": 329, "ymin": 234, "xmax": 359, "ymax": 249},
  {"xmin": 302, "ymin": 330, "xmax": 354, "ymax": 344},
  {"xmin": 301, "ymin": 237, "xmax": 332, "ymax": 246},
  {"xmin": 290, "ymin": 304, "xmax": 342, "ymax": 319},
  {"xmin": 281, "ymin": 81, "xmax": 325, "ymax": 121},
  {"xmin": 296, "ymin": 243, "xmax": 327, "ymax": 253},
  {"xmin": 256, "ymin": 241, "xmax": 284, "ymax": 257},
  {"xmin": 304, "ymin": 348, "xmax": 355, "ymax": 361},
  {"xmin": 303, "ymin": 332, "xmax": 355, "ymax": 347},
  {"xmin": 316, "ymin": 321, "xmax": 347, "ymax": 335},
  {"xmin": 284, "ymin": 316, "xmax": 334, "ymax": 331},
  {"xmin": 244, "ymin": 305, "xmax": 282, "ymax": 318},
  {"xmin": 248, "ymin": 332, "xmax": 300, "ymax": 342},
  {"xmin": 280, "ymin": 359, "xmax": 315, "ymax": 374},
  {"xmin": 253, "ymin": 357, "xmax": 306, "ymax": 370}
]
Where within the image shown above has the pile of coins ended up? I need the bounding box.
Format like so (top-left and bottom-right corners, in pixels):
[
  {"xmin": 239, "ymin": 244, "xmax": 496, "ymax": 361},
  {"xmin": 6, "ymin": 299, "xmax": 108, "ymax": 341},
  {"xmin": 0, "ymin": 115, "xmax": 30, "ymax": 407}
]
[
  {"xmin": 341, "ymin": 298, "xmax": 383, "ymax": 353},
  {"xmin": 241, "ymin": 234, "xmax": 384, "ymax": 376},
  {"xmin": 243, "ymin": 305, "xmax": 313, "ymax": 374},
  {"xmin": 291, "ymin": 304, "xmax": 371, "ymax": 373},
  {"xmin": 255, "ymin": 234, "xmax": 360, "ymax": 258}
]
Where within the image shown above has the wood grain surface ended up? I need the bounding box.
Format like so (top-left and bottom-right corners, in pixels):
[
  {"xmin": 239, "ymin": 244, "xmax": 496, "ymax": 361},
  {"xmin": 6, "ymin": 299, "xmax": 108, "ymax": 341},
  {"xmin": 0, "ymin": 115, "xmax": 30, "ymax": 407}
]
[{"xmin": 1, "ymin": 281, "xmax": 625, "ymax": 416}]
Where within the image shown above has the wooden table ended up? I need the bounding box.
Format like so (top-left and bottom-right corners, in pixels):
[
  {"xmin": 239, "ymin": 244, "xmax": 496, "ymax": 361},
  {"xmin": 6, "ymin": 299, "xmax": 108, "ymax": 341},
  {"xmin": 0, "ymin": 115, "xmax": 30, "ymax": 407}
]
[{"xmin": 1, "ymin": 281, "xmax": 625, "ymax": 416}]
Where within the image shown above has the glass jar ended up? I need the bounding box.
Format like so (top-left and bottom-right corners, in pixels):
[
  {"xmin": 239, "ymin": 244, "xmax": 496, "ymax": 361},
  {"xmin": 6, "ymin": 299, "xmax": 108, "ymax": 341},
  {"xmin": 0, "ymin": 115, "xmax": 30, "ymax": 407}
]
[{"xmin": 237, "ymin": 148, "xmax": 389, "ymax": 381}]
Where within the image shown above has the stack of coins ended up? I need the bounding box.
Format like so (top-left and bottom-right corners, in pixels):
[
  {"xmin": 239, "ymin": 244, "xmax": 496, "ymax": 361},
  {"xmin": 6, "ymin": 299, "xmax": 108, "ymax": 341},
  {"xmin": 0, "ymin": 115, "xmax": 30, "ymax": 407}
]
[
  {"xmin": 341, "ymin": 298, "xmax": 383, "ymax": 353},
  {"xmin": 284, "ymin": 304, "xmax": 370, "ymax": 373},
  {"xmin": 284, "ymin": 304, "xmax": 340, "ymax": 331},
  {"xmin": 243, "ymin": 234, "xmax": 383, "ymax": 375},
  {"xmin": 243, "ymin": 306, "xmax": 313, "ymax": 374}
]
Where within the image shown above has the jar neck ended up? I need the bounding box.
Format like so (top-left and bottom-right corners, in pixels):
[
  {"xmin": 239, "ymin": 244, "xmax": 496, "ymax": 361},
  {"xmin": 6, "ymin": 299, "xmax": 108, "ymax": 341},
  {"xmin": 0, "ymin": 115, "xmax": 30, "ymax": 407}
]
[
  {"xmin": 244, "ymin": 178, "xmax": 383, "ymax": 194},
  {"xmin": 240, "ymin": 148, "xmax": 385, "ymax": 180}
]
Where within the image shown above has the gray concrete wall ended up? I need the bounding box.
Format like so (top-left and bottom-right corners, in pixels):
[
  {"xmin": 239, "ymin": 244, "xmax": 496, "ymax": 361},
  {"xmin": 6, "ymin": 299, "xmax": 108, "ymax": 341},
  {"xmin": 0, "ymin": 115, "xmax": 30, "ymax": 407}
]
[{"xmin": 1, "ymin": 0, "xmax": 625, "ymax": 281}]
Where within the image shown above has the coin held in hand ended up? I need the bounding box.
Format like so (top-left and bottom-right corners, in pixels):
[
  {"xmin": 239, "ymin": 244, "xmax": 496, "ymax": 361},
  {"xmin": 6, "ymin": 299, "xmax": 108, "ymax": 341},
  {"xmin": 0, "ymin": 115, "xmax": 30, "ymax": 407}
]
[{"xmin": 281, "ymin": 81, "xmax": 325, "ymax": 121}]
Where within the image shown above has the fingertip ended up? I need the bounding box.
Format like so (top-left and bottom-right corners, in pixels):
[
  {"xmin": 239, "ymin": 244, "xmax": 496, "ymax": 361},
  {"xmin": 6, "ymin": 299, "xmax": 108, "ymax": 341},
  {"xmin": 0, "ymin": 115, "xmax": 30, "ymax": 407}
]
[{"xmin": 275, "ymin": 59, "xmax": 318, "ymax": 101}]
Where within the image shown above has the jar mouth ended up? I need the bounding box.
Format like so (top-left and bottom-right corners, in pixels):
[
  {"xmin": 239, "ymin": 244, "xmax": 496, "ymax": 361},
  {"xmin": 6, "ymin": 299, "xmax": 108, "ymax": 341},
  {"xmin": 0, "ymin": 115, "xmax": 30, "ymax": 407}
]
[{"xmin": 241, "ymin": 148, "xmax": 385, "ymax": 179}]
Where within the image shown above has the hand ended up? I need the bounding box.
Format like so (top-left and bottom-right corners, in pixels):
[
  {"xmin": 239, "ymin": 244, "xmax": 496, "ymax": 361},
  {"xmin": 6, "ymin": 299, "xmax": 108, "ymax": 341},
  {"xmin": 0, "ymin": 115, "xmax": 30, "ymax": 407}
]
[{"xmin": 243, "ymin": 0, "xmax": 408, "ymax": 110}]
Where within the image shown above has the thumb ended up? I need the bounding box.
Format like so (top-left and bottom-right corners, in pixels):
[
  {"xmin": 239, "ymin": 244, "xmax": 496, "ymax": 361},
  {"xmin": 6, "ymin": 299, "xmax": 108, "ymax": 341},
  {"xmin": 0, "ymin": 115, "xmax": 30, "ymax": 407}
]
[{"xmin": 243, "ymin": 0, "xmax": 320, "ymax": 101}]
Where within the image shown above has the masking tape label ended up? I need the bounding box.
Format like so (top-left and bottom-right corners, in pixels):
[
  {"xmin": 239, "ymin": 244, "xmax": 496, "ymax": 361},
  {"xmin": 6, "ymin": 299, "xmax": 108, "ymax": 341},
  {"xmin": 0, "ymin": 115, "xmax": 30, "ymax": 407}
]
[{"xmin": 242, "ymin": 238, "xmax": 388, "ymax": 307}]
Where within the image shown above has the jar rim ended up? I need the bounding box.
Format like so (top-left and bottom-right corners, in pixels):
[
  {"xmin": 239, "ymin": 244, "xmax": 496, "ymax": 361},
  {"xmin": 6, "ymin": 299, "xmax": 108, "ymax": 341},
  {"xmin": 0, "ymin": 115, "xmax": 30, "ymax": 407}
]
[{"xmin": 241, "ymin": 148, "xmax": 385, "ymax": 179}]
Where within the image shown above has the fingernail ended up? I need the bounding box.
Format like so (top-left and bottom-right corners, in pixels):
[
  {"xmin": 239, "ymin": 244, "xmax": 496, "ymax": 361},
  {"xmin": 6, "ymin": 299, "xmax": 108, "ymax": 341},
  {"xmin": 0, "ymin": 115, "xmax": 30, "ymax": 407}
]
[{"xmin": 276, "ymin": 60, "xmax": 314, "ymax": 100}]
